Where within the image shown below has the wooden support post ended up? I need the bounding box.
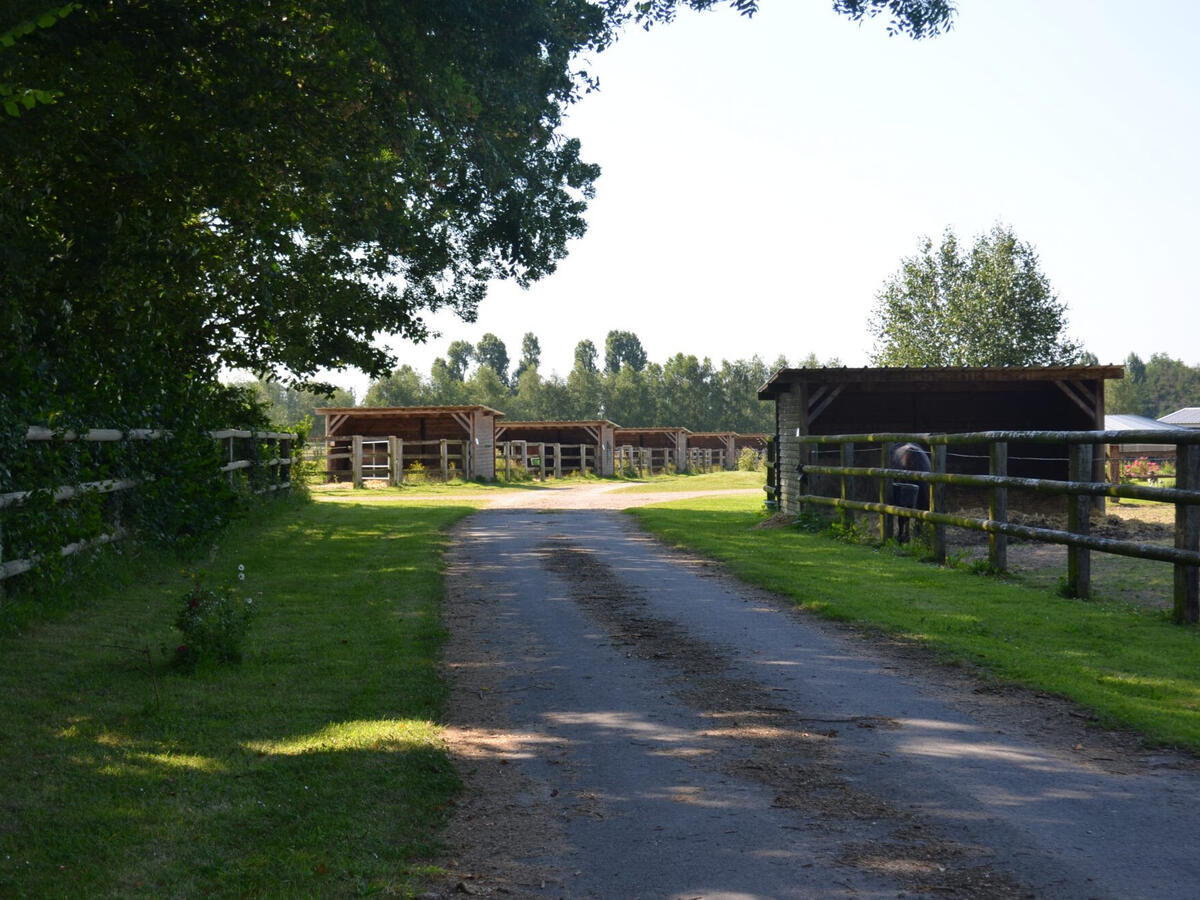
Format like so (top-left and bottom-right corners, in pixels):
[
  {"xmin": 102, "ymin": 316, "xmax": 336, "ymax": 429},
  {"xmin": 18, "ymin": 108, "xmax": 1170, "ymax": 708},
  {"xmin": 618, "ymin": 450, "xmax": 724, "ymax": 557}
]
[
  {"xmin": 1068, "ymin": 443, "xmax": 1093, "ymax": 598},
  {"xmin": 1174, "ymin": 442, "xmax": 1200, "ymax": 623},
  {"xmin": 879, "ymin": 444, "xmax": 891, "ymax": 542},
  {"xmin": 539, "ymin": 442, "xmax": 547, "ymax": 481},
  {"xmin": 989, "ymin": 441, "xmax": 1008, "ymax": 572},
  {"xmin": 387, "ymin": 437, "xmax": 399, "ymax": 486},
  {"xmin": 504, "ymin": 442, "xmax": 511, "ymax": 481},
  {"xmin": 580, "ymin": 444, "xmax": 588, "ymax": 476},
  {"xmin": 396, "ymin": 438, "xmax": 405, "ymax": 484},
  {"xmin": 840, "ymin": 442, "xmax": 853, "ymax": 529},
  {"xmin": 352, "ymin": 435, "xmax": 363, "ymax": 489},
  {"xmin": 554, "ymin": 444, "xmax": 562, "ymax": 479},
  {"xmin": 931, "ymin": 444, "xmax": 947, "ymax": 565},
  {"xmin": 440, "ymin": 439, "xmax": 449, "ymax": 481}
]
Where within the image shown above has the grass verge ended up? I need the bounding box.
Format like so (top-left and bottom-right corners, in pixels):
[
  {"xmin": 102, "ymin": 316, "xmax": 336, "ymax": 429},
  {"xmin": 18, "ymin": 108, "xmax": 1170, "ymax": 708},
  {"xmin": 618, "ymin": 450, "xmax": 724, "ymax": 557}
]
[
  {"xmin": 0, "ymin": 493, "xmax": 480, "ymax": 897},
  {"xmin": 628, "ymin": 494, "xmax": 1200, "ymax": 752}
]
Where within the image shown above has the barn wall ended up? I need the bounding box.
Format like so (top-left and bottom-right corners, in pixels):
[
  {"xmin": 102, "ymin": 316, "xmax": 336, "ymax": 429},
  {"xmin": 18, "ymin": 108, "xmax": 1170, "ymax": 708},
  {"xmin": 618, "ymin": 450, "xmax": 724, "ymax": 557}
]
[{"xmin": 776, "ymin": 385, "xmax": 806, "ymax": 515}]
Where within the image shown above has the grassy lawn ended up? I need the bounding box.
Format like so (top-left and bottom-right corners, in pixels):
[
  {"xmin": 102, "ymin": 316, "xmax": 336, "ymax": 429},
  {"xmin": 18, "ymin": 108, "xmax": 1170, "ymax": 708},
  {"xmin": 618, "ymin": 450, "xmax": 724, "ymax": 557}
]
[
  {"xmin": 0, "ymin": 493, "xmax": 481, "ymax": 897},
  {"xmin": 628, "ymin": 494, "xmax": 1200, "ymax": 752}
]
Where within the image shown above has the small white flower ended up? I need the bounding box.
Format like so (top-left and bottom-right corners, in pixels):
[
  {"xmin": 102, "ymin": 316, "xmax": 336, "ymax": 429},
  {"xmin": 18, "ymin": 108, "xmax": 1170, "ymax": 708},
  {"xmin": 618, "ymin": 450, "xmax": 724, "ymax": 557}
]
[
  {"xmin": 238, "ymin": 572, "xmax": 246, "ymax": 581},
  {"xmin": 237, "ymin": 564, "xmax": 245, "ymax": 572}
]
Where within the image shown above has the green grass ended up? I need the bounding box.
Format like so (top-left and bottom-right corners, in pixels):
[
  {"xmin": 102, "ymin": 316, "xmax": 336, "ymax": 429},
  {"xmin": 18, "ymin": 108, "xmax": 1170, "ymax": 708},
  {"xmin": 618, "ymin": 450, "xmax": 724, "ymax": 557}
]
[
  {"xmin": 628, "ymin": 494, "xmax": 1200, "ymax": 752},
  {"xmin": 0, "ymin": 493, "xmax": 478, "ymax": 897},
  {"xmin": 611, "ymin": 469, "xmax": 766, "ymax": 493}
]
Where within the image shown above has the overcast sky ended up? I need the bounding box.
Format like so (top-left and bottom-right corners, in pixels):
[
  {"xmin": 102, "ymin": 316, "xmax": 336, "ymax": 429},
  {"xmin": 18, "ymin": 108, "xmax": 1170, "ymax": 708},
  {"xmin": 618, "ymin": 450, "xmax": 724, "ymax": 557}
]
[{"xmin": 333, "ymin": 1, "xmax": 1200, "ymax": 398}]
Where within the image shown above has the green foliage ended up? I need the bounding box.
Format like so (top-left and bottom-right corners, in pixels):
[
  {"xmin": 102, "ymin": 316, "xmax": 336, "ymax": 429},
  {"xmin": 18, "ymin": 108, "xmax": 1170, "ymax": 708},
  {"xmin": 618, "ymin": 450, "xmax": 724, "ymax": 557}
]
[
  {"xmin": 604, "ymin": 329, "xmax": 648, "ymax": 373},
  {"xmin": 0, "ymin": 3, "xmax": 78, "ymax": 117},
  {"xmin": 1106, "ymin": 352, "xmax": 1200, "ymax": 418},
  {"xmin": 736, "ymin": 446, "xmax": 761, "ymax": 471},
  {"xmin": 869, "ymin": 224, "xmax": 1081, "ymax": 367},
  {"xmin": 172, "ymin": 566, "xmax": 259, "ymax": 669}
]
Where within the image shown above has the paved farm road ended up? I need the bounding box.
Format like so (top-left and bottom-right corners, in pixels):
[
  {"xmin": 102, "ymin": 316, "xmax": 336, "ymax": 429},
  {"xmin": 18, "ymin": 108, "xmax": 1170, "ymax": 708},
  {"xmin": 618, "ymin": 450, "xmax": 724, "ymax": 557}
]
[{"xmin": 432, "ymin": 486, "xmax": 1200, "ymax": 899}]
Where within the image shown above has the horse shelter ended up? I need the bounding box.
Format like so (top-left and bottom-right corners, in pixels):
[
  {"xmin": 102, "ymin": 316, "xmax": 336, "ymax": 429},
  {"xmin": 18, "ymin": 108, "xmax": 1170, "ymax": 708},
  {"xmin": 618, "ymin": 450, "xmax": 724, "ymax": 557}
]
[
  {"xmin": 494, "ymin": 420, "xmax": 617, "ymax": 478},
  {"xmin": 613, "ymin": 426, "xmax": 691, "ymax": 475},
  {"xmin": 757, "ymin": 365, "xmax": 1125, "ymax": 517},
  {"xmin": 317, "ymin": 405, "xmax": 502, "ymax": 484}
]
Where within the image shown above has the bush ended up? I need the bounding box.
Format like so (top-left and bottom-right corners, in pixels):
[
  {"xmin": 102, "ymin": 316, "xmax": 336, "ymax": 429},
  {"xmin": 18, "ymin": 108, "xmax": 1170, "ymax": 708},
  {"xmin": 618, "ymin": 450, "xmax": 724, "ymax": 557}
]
[
  {"xmin": 737, "ymin": 447, "xmax": 761, "ymax": 471},
  {"xmin": 172, "ymin": 566, "xmax": 259, "ymax": 669}
]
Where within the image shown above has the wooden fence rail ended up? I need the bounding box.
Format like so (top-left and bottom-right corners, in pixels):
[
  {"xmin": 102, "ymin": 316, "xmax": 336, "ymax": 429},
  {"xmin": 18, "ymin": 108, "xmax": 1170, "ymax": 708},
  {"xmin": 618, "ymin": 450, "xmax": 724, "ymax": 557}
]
[
  {"xmin": 793, "ymin": 429, "xmax": 1200, "ymax": 623},
  {"xmin": 1, "ymin": 427, "xmax": 296, "ymax": 582}
]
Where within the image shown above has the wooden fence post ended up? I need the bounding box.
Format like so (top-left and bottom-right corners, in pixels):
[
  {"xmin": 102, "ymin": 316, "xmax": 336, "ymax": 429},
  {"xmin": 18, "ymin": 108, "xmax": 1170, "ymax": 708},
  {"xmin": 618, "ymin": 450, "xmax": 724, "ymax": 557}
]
[
  {"xmin": 879, "ymin": 444, "xmax": 891, "ymax": 542},
  {"xmin": 931, "ymin": 444, "xmax": 947, "ymax": 565},
  {"xmin": 440, "ymin": 439, "xmax": 449, "ymax": 480},
  {"xmin": 554, "ymin": 444, "xmax": 563, "ymax": 479},
  {"xmin": 580, "ymin": 444, "xmax": 588, "ymax": 476},
  {"xmin": 840, "ymin": 442, "xmax": 854, "ymax": 529},
  {"xmin": 1174, "ymin": 442, "xmax": 1200, "ymax": 623},
  {"xmin": 351, "ymin": 435, "xmax": 363, "ymax": 489},
  {"xmin": 1068, "ymin": 443, "xmax": 1093, "ymax": 598},
  {"xmin": 989, "ymin": 441, "xmax": 1008, "ymax": 572},
  {"xmin": 539, "ymin": 442, "xmax": 547, "ymax": 481}
]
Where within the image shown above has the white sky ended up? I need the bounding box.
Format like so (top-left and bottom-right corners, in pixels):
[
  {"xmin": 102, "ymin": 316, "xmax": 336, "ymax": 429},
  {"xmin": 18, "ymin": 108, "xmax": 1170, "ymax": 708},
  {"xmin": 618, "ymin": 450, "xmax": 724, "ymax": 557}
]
[{"xmin": 334, "ymin": 0, "xmax": 1200, "ymax": 399}]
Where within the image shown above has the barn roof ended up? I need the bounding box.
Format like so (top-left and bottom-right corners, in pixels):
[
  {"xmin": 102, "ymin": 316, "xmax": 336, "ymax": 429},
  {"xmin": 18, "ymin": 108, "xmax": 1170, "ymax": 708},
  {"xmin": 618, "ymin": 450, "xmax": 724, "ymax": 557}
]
[
  {"xmin": 757, "ymin": 365, "xmax": 1125, "ymax": 400},
  {"xmin": 1160, "ymin": 407, "xmax": 1200, "ymax": 427},
  {"xmin": 496, "ymin": 419, "xmax": 618, "ymax": 430},
  {"xmin": 316, "ymin": 405, "xmax": 504, "ymax": 418}
]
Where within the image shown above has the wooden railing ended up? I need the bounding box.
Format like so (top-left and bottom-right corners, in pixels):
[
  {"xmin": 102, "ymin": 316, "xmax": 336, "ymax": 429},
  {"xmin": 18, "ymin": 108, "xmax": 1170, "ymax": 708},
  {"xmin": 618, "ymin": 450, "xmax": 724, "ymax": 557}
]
[
  {"xmin": 496, "ymin": 441, "xmax": 595, "ymax": 480},
  {"xmin": 324, "ymin": 436, "xmax": 467, "ymax": 486},
  {"xmin": 793, "ymin": 429, "xmax": 1200, "ymax": 623},
  {"xmin": 1, "ymin": 427, "xmax": 295, "ymax": 582}
]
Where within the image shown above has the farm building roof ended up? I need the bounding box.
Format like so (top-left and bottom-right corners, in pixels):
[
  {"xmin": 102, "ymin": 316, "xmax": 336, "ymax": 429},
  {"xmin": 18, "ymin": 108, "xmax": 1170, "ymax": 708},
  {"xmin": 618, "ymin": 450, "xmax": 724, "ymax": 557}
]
[
  {"xmin": 756, "ymin": 365, "xmax": 1125, "ymax": 400},
  {"xmin": 496, "ymin": 419, "xmax": 618, "ymax": 431},
  {"xmin": 316, "ymin": 405, "xmax": 505, "ymax": 418},
  {"xmin": 1160, "ymin": 407, "xmax": 1200, "ymax": 427},
  {"xmin": 1105, "ymin": 414, "xmax": 1185, "ymax": 432}
]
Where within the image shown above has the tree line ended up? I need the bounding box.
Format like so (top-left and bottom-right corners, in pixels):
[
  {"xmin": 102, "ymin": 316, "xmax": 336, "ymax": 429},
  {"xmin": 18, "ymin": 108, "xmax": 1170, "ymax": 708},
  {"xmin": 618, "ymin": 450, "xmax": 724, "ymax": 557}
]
[{"xmin": 241, "ymin": 332, "xmax": 845, "ymax": 435}]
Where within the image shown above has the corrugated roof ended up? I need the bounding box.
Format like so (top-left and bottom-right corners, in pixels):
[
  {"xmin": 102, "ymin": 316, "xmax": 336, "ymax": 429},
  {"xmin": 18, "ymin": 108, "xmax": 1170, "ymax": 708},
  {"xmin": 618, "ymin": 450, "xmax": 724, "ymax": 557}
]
[
  {"xmin": 1105, "ymin": 414, "xmax": 1186, "ymax": 432},
  {"xmin": 757, "ymin": 365, "xmax": 1125, "ymax": 399},
  {"xmin": 1159, "ymin": 407, "xmax": 1200, "ymax": 427}
]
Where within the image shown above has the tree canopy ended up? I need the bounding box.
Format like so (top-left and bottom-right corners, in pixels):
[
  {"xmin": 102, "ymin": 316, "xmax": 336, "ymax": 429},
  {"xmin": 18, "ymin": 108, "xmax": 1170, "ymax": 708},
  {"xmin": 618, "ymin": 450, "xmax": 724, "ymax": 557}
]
[
  {"xmin": 868, "ymin": 225, "xmax": 1082, "ymax": 368},
  {"xmin": 2, "ymin": 0, "xmax": 958, "ymax": 455}
]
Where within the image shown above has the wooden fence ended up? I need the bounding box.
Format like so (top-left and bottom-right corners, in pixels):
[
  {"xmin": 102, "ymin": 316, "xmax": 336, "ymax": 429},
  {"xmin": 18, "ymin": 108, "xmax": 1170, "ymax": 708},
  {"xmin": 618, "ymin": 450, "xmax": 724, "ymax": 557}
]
[
  {"xmin": 324, "ymin": 436, "xmax": 467, "ymax": 486},
  {"xmin": 1, "ymin": 427, "xmax": 296, "ymax": 582},
  {"xmin": 497, "ymin": 441, "xmax": 596, "ymax": 480},
  {"xmin": 615, "ymin": 445, "xmax": 677, "ymax": 476},
  {"xmin": 792, "ymin": 429, "xmax": 1200, "ymax": 623}
]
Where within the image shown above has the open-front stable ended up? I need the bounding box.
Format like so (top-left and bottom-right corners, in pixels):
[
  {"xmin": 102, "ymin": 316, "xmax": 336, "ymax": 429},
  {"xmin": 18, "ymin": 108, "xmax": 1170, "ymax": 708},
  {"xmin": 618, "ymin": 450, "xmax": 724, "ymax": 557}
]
[
  {"xmin": 317, "ymin": 406, "xmax": 502, "ymax": 483},
  {"xmin": 687, "ymin": 432, "xmax": 737, "ymax": 470},
  {"xmin": 613, "ymin": 426, "xmax": 691, "ymax": 475},
  {"xmin": 758, "ymin": 366, "xmax": 1124, "ymax": 516},
  {"xmin": 494, "ymin": 420, "xmax": 617, "ymax": 478}
]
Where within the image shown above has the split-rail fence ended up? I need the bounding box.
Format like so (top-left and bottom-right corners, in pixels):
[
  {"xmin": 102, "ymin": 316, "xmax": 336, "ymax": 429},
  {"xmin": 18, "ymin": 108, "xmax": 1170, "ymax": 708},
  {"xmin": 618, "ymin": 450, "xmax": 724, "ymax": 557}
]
[
  {"xmin": 1, "ymin": 427, "xmax": 295, "ymax": 583},
  {"xmin": 793, "ymin": 429, "xmax": 1200, "ymax": 624}
]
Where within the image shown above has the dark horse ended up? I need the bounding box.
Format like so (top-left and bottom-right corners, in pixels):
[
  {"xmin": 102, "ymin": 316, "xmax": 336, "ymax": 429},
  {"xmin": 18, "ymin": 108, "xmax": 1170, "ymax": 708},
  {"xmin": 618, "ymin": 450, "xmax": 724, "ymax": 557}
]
[{"xmin": 889, "ymin": 442, "xmax": 930, "ymax": 543}]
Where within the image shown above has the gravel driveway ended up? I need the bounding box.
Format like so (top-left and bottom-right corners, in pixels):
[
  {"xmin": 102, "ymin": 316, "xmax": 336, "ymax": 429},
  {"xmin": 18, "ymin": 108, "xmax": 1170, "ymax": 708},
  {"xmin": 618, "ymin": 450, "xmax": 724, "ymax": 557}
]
[{"xmin": 430, "ymin": 486, "xmax": 1200, "ymax": 899}]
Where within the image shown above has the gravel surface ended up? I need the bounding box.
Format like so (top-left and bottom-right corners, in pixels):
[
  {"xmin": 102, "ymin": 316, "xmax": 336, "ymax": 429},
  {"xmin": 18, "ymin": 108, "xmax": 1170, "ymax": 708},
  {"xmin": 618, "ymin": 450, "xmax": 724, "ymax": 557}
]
[{"xmin": 429, "ymin": 486, "xmax": 1200, "ymax": 899}]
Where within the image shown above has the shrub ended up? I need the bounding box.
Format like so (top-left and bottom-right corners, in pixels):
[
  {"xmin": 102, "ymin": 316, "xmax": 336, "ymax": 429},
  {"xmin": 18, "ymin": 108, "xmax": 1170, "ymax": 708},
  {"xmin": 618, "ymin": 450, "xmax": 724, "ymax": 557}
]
[
  {"xmin": 173, "ymin": 566, "xmax": 259, "ymax": 669},
  {"xmin": 737, "ymin": 447, "xmax": 761, "ymax": 471}
]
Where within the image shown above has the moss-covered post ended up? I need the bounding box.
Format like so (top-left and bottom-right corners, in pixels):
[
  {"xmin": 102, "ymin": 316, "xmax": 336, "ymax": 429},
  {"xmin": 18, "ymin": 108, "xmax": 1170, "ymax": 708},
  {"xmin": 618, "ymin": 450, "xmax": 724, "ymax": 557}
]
[
  {"xmin": 879, "ymin": 443, "xmax": 892, "ymax": 542},
  {"xmin": 989, "ymin": 441, "xmax": 1008, "ymax": 572},
  {"xmin": 1067, "ymin": 443, "xmax": 1093, "ymax": 598},
  {"xmin": 840, "ymin": 442, "xmax": 853, "ymax": 529},
  {"xmin": 931, "ymin": 444, "xmax": 947, "ymax": 564},
  {"xmin": 1174, "ymin": 442, "xmax": 1199, "ymax": 623}
]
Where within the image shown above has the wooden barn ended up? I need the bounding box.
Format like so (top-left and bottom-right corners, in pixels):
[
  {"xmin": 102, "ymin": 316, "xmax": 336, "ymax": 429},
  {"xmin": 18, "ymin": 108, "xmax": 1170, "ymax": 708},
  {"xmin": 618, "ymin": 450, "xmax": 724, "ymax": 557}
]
[
  {"xmin": 317, "ymin": 405, "xmax": 502, "ymax": 483},
  {"xmin": 614, "ymin": 426, "xmax": 691, "ymax": 474},
  {"xmin": 757, "ymin": 365, "xmax": 1124, "ymax": 516},
  {"xmin": 494, "ymin": 420, "xmax": 617, "ymax": 478}
]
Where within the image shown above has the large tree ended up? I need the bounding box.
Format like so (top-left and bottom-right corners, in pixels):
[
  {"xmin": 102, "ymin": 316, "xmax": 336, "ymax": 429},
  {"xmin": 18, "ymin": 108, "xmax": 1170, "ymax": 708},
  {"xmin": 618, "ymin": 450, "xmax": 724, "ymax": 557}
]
[
  {"xmin": 869, "ymin": 225, "xmax": 1081, "ymax": 367},
  {"xmin": 2, "ymin": 0, "xmax": 953, "ymax": 427}
]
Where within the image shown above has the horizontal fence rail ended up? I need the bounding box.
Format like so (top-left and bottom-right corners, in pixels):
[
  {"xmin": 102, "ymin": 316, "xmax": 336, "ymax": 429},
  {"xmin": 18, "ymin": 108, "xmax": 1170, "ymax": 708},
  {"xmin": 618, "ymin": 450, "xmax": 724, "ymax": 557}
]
[
  {"xmin": 1, "ymin": 427, "xmax": 296, "ymax": 582},
  {"xmin": 791, "ymin": 429, "xmax": 1200, "ymax": 623}
]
